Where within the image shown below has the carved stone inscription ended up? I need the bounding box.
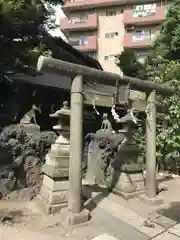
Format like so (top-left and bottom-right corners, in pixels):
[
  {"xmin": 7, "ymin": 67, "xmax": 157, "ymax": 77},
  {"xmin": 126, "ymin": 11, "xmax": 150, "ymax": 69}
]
[{"xmin": 24, "ymin": 156, "xmax": 40, "ymax": 188}]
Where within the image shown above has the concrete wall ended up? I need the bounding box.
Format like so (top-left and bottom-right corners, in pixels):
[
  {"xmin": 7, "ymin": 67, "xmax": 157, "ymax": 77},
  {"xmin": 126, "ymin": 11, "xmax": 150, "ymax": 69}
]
[{"xmin": 97, "ymin": 7, "xmax": 124, "ymax": 74}]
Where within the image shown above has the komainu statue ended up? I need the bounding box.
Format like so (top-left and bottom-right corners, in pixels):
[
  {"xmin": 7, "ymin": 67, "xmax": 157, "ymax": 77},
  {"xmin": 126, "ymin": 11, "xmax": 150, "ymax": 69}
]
[
  {"xmin": 84, "ymin": 113, "xmax": 123, "ymax": 187},
  {"xmin": 20, "ymin": 104, "xmax": 41, "ymax": 125},
  {"xmin": 98, "ymin": 113, "xmax": 113, "ymax": 132}
]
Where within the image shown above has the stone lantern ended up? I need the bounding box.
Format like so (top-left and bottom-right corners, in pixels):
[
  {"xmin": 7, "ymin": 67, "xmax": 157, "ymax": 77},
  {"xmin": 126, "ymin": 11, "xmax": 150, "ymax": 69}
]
[
  {"xmin": 36, "ymin": 101, "xmax": 70, "ymax": 214},
  {"xmin": 112, "ymin": 109, "xmax": 145, "ymax": 199}
]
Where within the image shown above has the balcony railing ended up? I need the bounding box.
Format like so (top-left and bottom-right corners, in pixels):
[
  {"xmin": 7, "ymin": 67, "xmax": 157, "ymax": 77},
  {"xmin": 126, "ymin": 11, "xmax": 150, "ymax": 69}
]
[
  {"xmin": 63, "ymin": 0, "xmax": 126, "ymax": 12},
  {"xmin": 124, "ymin": 33, "xmax": 155, "ymax": 48},
  {"xmin": 69, "ymin": 36, "xmax": 97, "ymax": 52},
  {"xmin": 124, "ymin": 6, "xmax": 166, "ymax": 25},
  {"xmin": 60, "ymin": 14, "xmax": 98, "ymax": 32}
]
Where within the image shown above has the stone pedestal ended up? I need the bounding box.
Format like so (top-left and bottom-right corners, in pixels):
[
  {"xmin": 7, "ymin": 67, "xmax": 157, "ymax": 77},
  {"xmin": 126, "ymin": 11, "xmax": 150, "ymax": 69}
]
[
  {"xmin": 19, "ymin": 123, "xmax": 40, "ymax": 134},
  {"xmin": 36, "ymin": 101, "xmax": 70, "ymax": 214},
  {"xmin": 113, "ymin": 171, "xmax": 145, "ymax": 199},
  {"xmin": 36, "ymin": 175, "xmax": 69, "ymax": 214},
  {"xmin": 112, "ymin": 147, "xmax": 145, "ymax": 199}
]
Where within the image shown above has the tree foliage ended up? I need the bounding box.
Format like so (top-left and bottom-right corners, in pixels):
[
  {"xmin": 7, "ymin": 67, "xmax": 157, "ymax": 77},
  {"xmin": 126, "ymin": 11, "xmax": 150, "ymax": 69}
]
[
  {"xmin": 115, "ymin": 1, "xmax": 180, "ymax": 171},
  {"xmin": 155, "ymin": 61, "xmax": 180, "ymax": 166},
  {"xmin": 0, "ymin": 0, "xmax": 63, "ymax": 81},
  {"xmin": 153, "ymin": 0, "xmax": 180, "ymax": 60},
  {"xmin": 132, "ymin": 61, "xmax": 180, "ymax": 171},
  {"xmin": 116, "ymin": 49, "xmax": 147, "ymax": 79},
  {"xmin": 146, "ymin": 1, "xmax": 180, "ymax": 168}
]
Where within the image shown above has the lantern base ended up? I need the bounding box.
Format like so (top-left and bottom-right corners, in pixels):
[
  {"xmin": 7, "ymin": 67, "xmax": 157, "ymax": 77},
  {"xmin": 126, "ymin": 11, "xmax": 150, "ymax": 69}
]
[
  {"xmin": 36, "ymin": 175, "xmax": 68, "ymax": 214},
  {"xmin": 112, "ymin": 171, "xmax": 145, "ymax": 199}
]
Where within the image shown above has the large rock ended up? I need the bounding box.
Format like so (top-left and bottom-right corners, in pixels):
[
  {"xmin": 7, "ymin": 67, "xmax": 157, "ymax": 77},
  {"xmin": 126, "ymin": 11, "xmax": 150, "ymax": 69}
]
[{"xmin": 0, "ymin": 124, "xmax": 57, "ymax": 198}]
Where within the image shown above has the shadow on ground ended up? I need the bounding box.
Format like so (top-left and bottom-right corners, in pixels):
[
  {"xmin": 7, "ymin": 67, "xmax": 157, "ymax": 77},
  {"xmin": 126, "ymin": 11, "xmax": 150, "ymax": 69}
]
[
  {"xmin": 157, "ymin": 201, "xmax": 180, "ymax": 222},
  {"xmin": 82, "ymin": 184, "xmax": 109, "ymax": 212},
  {"xmin": 157, "ymin": 175, "xmax": 174, "ymax": 184}
]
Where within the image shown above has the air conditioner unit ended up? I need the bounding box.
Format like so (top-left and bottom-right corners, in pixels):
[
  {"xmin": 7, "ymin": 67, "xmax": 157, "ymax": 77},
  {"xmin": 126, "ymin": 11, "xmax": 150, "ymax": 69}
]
[{"xmin": 126, "ymin": 25, "xmax": 135, "ymax": 32}]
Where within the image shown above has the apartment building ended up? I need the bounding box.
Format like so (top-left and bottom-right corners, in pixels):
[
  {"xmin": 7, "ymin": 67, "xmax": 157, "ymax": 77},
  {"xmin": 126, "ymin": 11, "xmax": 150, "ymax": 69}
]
[{"xmin": 60, "ymin": 0, "xmax": 169, "ymax": 74}]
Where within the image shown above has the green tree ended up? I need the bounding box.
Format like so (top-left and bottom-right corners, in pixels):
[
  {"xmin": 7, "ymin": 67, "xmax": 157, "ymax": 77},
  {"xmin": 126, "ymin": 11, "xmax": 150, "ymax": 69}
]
[
  {"xmin": 153, "ymin": 0, "xmax": 180, "ymax": 60},
  {"xmin": 116, "ymin": 49, "xmax": 148, "ymax": 79},
  {"xmin": 132, "ymin": 61, "xmax": 180, "ymax": 171},
  {"xmin": 155, "ymin": 61, "xmax": 180, "ymax": 154},
  {"xmin": 0, "ymin": 0, "xmax": 63, "ymax": 81}
]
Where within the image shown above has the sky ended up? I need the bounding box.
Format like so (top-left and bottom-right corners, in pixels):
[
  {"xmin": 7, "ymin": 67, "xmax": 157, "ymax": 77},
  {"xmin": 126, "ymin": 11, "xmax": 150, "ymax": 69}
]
[{"xmin": 47, "ymin": 4, "xmax": 67, "ymax": 40}]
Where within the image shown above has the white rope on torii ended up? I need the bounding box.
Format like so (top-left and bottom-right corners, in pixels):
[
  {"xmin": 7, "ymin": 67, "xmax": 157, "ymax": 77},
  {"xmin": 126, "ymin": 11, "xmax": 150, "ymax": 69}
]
[{"xmin": 111, "ymin": 105, "xmax": 138, "ymax": 124}]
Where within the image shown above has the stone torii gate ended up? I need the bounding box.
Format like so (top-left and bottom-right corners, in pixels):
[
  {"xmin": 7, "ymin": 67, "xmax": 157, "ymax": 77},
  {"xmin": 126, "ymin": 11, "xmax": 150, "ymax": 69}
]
[{"xmin": 37, "ymin": 56, "xmax": 175, "ymax": 224}]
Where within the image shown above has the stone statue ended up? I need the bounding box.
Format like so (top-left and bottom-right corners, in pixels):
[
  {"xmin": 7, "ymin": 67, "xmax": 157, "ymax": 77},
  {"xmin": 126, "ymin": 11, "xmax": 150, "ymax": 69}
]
[
  {"xmin": 84, "ymin": 113, "xmax": 122, "ymax": 187},
  {"xmin": 84, "ymin": 131, "xmax": 123, "ymax": 187},
  {"xmin": 20, "ymin": 105, "xmax": 41, "ymax": 125},
  {"xmin": 97, "ymin": 113, "xmax": 113, "ymax": 132}
]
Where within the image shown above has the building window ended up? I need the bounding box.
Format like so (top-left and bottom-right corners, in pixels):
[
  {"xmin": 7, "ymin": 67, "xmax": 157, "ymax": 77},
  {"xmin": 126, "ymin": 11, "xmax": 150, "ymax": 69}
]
[
  {"xmin": 106, "ymin": 10, "xmax": 116, "ymax": 16},
  {"xmin": 89, "ymin": 10, "xmax": 95, "ymax": 15},
  {"xmin": 132, "ymin": 30, "xmax": 153, "ymax": 41},
  {"xmin": 69, "ymin": 37, "xmax": 88, "ymax": 47},
  {"xmin": 133, "ymin": 3, "xmax": 156, "ymax": 18},
  {"xmin": 126, "ymin": 25, "xmax": 135, "ymax": 33},
  {"xmin": 86, "ymin": 52, "xmax": 96, "ymax": 59},
  {"xmin": 105, "ymin": 32, "xmax": 118, "ymax": 39},
  {"xmin": 69, "ymin": 14, "xmax": 88, "ymax": 24},
  {"xmin": 104, "ymin": 55, "xmax": 116, "ymax": 61},
  {"xmin": 79, "ymin": 37, "xmax": 88, "ymax": 45}
]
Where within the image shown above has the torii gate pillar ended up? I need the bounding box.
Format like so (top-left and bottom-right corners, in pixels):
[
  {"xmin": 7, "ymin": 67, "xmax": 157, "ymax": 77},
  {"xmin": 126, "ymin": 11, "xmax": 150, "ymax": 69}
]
[
  {"xmin": 66, "ymin": 75, "xmax": 89, "ymax": 225},
  {"xmin": 140, "ymin": 90, "xmax": 163, "ymax": 205}
]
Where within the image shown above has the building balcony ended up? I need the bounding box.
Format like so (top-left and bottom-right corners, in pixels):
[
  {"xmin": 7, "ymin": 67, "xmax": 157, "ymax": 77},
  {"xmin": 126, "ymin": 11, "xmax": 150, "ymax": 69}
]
[
  {"xmin": 124, "ymin": 33, "xmax": 153, "ymax": 48},
  {"xmin": 60, "ymin": 14, "xmax": 98, "ymax": 33},
  {"xmin": 69, "ymin": 36, "xmax": 97, "ymax": 52},
  {"xmin": 63, "ymin": 0, "xmax": 126, "ymax": 12},
  {"xmin": 124, "ymin": 6, "xmax": 166, "ymax": 25},
  {"xmin": 63, "ymin": 0, "xmax": 168, "ymax": 12}
]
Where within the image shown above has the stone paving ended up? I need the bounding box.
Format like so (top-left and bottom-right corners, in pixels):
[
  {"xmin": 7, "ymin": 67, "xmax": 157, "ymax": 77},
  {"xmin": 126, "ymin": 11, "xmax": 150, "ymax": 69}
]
[
  {"xmin": 1, "ymin": 196, "xmax": 180, "ymax": 240},
  {"xmin": 1, "ymin": 199, "xmax": 180, "ymax": 240},
  {"xmin": 91, "ymin": 196, "xmax": 180, "ymax": 240},
  {"xmin": 1, "ymin": 178, "xmax": 180, "ymax": 240}
]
